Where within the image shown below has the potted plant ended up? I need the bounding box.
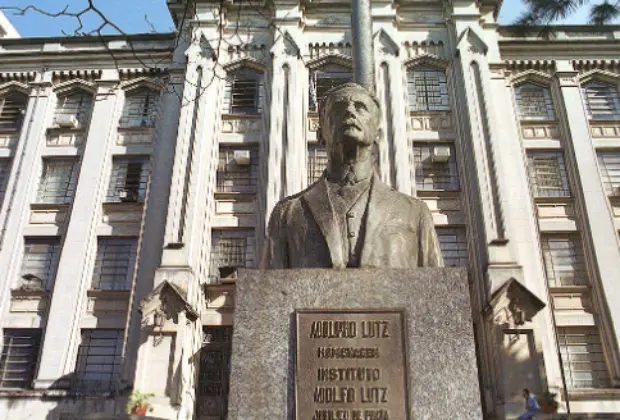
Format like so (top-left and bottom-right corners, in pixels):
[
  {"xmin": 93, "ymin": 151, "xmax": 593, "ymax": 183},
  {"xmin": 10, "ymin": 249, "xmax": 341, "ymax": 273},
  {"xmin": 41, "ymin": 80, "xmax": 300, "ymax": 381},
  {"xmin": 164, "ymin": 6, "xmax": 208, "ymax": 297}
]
[
  {"xmin": 126, "ymin": 390, "xmax": 155, "ymax": 416},
  {"xmin": 538, "ymin": 390, "xmax": 559, "ymax": 414}
]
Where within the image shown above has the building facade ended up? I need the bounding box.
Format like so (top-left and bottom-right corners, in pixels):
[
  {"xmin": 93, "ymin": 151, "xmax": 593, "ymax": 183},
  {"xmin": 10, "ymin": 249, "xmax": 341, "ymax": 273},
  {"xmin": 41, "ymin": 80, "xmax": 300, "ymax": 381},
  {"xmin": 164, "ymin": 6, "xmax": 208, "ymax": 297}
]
[{"xmin": 0, "ymin": 0, "xmax": 619, "ymax": 419}]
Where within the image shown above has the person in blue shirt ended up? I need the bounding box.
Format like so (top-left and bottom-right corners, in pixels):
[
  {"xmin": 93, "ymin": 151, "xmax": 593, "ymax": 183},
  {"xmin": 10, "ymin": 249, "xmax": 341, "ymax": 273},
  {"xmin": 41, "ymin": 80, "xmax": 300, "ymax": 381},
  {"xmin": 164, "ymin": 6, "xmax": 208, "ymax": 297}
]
[{"xmin": 518, "ymin": 388, "xmax": 540, "ymax": 420}]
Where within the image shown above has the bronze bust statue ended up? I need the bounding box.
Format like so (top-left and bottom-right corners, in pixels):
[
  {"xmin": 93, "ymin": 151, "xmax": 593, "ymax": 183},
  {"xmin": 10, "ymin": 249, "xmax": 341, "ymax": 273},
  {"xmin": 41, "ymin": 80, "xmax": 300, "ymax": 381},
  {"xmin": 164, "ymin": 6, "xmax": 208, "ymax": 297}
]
[{"xmin": 261, "ymin": 83, "xmax": 444, "ymax": 269}]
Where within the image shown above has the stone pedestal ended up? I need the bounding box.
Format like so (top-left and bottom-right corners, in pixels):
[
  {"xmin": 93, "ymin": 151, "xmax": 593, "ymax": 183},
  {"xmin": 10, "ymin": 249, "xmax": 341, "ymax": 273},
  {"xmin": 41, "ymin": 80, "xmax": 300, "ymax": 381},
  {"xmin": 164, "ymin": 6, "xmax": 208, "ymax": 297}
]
[{"xmin": 227, "ymin": 268, "xmax": 482, "ymax": 420}]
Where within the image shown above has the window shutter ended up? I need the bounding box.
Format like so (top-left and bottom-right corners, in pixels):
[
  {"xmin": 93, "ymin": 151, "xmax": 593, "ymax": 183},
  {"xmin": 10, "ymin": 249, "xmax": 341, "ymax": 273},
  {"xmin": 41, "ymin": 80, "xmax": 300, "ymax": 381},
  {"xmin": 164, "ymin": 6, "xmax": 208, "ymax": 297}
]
[
  {"xmin": 0, "ymin": 94, "xmax": 28, "ymax": 130},
  {"xmin": 527, "ymin": 152, "xmax": 570, "ymax": 198}
]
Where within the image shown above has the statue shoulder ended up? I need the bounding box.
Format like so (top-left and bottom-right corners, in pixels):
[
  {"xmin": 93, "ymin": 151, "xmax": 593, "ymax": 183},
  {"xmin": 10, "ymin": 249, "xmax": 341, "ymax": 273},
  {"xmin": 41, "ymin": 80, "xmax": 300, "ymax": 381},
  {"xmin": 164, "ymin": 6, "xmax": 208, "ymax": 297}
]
[
  {"xmin": 387, "ymin": 188, "xmax": 432, "ymax": 216},
  {"xmin": 270, "ymin": 180, "xmax": 319, "ymax": 220}
]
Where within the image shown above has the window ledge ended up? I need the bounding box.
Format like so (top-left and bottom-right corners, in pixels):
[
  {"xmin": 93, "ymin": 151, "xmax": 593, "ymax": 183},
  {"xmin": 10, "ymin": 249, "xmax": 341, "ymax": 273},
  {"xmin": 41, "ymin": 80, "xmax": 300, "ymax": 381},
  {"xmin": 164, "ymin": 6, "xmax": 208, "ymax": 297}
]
[
  {"xmin": 0, "ymin": 388, "xmax": 116, "ymax": 398},
  {"xmin": 117, "ymin": 126, "xmax": 155, "ymax": 133},
  {"xmin": 548, "ymin": 285, "xmax": 590, "ymax": 293},
  {"xmin": 568, "ymin": 389, "xmax": 620, "ymax": 400},
  {"xmin": 46, "ymin": 127, "xmax": 86, "ymax": 135},
  {"xmin": 102, "ymin": 201, "xmax": 144, "ymax": 209},
  {"xmin": 416, "ymin": 189, "xmax": 461, "ymax": 198},
  {"xmin": 0, "ymin": 127, "xmax": 20, "ymax": 134},
  {"xmin": 409, "ymin": 110, "xmax": 452, "ymax": 116},
  {"xmin": 222, "ymin": 113, "xmax": 261, "ymax": 119},
  {"xmin": 520, "ymin": 119, "xmax": 558, "ymax": 125},
  {"xmin": 87, "ymin": 289, "xmax": 131, "ymax": 297},
  {"xmin": 10, "ymin": 288, "xmax": 47, "ymax": 297},
  {"xmin": 534, "ymin": 196, "xmax": 573, "ymax": 204},
  {"xmin": 30, "ymin": 203, "xmax": 71, "ymax": 211}
]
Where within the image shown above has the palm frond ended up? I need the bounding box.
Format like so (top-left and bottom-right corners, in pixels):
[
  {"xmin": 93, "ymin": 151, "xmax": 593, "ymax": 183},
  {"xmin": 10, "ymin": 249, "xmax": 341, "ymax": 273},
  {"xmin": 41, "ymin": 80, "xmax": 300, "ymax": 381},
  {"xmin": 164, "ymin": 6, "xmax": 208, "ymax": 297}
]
[{"xmin": 589, "ymin": 1, "xmax": 620, "ymax": 24}]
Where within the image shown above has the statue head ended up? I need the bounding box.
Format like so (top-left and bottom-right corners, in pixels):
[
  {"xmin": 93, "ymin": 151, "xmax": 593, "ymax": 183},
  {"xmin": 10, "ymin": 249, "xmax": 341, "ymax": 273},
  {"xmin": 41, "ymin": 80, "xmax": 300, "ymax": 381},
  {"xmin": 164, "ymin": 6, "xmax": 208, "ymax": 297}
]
[{"xmin": 318, "ymin": 83, "xmax": 382, "ymax": 157}]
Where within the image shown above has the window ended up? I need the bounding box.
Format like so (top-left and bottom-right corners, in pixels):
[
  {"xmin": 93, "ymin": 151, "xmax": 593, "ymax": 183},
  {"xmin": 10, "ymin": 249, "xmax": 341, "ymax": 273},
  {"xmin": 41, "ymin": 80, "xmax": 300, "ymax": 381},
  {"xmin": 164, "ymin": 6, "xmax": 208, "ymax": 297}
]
[
  {"xmin": 119, "ymin": 89, "xmax": 159, "ymax": 127},
  {"xmin": 36, "ymin": 158, "xmax": 79, "ymax": 204},
  {"xmin": 582, "ymin": 82, "xmax": 620, "ymax": 119},
  {"xmin": 53, "ymin": 90, "xmax": 93, "ymax": 129},
  {"xmin": 407, "ymin": 67, "xmax": 450, "ymax": 112},
  {"xmin": 597, "ymin": 151, "xmax": 620, "ymax": 196},
  {"xmin": 217, "ymin": 146, "xmax": 258, "ymax": 194},
  {"xmin": 19, "ymin": 238, "xmax": 61, "ymax": 291},
  {"xmin": 309, "ymin": 65, "xmax": 353, "ymax": 112},
  {"xmin": 541, "ymin": 234, "xmax": 587, "ymax": 287},
  {"xmin": 91, "ymin": 238, "xmax": 137, "ymax": 291},
  {"xmin": 515, "ymin": 83, "xmax": 555, "ymax": 120},
  {"xmin": 74, "ymin": 329, "xmax": 123, "ymax": 392},
  {"xmin": 558, "ymin": 327, "xmax": 611, "ymax": 389},
  {"xmin": 0, "ymin": 94, "xmax": 28, "ymax": 131},
  {"xmin": 307, "ymin": 143, "xmax": 327, "ymax": 185},
  {"xmin": 210, "ymin": 229, "xmax": 255, "ymax": 281},
  {"xmin": 413, "ymin": 143, "xmax": 459, "ymax": 191},
  {"xmin": 0, "ymin": 329, "xmax": 42, "ymax": 389},
  {"xmin": 223, "ymin": 70, "xmax": 264, "ymax": 114},
  {"xmin": 106, "ymin": 157, "xmax": 150, "ymax": 203},
  {"xmin": 437, "ymin": 227, "xmax": 468, "ymax": 267},
  {"xmin": 527, "ymin": 152, "xmax": 570, "ymax": 198},
  {"xmin": 0, "ymin": 158, "xmax": 11, "ymax": 206}
]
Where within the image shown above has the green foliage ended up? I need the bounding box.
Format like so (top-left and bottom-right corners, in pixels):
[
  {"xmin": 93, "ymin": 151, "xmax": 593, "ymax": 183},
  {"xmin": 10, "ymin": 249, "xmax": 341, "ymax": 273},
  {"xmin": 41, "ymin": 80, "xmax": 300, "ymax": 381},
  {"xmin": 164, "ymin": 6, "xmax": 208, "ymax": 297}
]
[
  {"xmin": 514, "ymin": 0, "xmax": 620, "ymax": 37},
  {"xmin": 126, "ymin": 390, "xmax": 155, "ymax": 414},
  {"xmin": 539, "ymin": 390, "xmax": 560, "ymax": 409}
]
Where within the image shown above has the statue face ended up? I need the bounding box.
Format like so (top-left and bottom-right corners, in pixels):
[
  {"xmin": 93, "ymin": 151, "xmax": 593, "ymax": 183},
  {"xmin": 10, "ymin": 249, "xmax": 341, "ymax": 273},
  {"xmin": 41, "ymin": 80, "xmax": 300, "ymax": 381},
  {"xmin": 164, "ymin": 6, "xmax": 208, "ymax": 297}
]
[{"xmin": 321, "ymin": 86, "xmax": 380, "ymax": 151}]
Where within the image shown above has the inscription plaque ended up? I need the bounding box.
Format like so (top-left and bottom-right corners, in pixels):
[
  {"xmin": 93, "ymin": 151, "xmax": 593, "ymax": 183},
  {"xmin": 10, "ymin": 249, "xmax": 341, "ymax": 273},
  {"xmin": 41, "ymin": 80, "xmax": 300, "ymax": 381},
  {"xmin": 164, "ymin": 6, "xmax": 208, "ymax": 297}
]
[{"xmin": 296, "ymin": 310, "xmax": 409, "ymax": 420}]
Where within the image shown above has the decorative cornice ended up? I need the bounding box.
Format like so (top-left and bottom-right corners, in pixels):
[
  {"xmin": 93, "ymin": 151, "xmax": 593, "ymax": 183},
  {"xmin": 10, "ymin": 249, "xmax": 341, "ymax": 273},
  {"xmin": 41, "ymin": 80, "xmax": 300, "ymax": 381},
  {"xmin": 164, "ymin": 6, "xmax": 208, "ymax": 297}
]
[
  {"xmin": 51, "ymin": 69, "xmax": 102, "ymax": 82},
  {"xmin": 0, "ymin": 72, "xmax": 37, "ymax": 83},
  {"xmin": 402, "ymin": 40, "xmax": 445, "ymax": 59},
  {"xmin": 53, "ymin": 78, "xmax": 98, "ymax": 95},
  {"xmin": 572, "ymin": 59, "xmax": 620, "ymax": 72},
  {"xmin": 404, "ymin": 53, "xmax": 450, "ymax": 70},
  {"xmin": 306, "ymin": 53, "xmax": 352, "ymax": 70},
  {"xmin": 507, "ymin": 69, "xmax": 555, "ymax": 86},
  {"xmin": 119, "ymin": 67, "xmax": 168, "ymax": 80},
  {"xmin": 504, "ymin": 60, "xmax": 556, "ymax": 72},
  {"xmin": 308, "ymin": 42, "xmax": 352, "ymax": 60},
  {"xmin": 223, "ymin": 56, "xmax": 267, "ymax": 74},
  {"xmin": 119, "ymin": 77, "xmax": 166, "ymax": 92},
  {"xmin": 0, "ymin": 81, "xmax": 31, "ymax": 96},
  {"xmin": 578, "ymin": 69, "xmax": 620, "ymax": 85}
]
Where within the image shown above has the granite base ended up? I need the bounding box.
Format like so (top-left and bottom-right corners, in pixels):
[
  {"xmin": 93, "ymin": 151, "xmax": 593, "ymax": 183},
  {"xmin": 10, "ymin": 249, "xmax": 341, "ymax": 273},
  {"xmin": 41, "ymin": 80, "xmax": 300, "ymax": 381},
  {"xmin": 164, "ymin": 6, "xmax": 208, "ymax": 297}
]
[{"xmin": 227, "ymin": 268, "xmax": 482, "ymax": 420}]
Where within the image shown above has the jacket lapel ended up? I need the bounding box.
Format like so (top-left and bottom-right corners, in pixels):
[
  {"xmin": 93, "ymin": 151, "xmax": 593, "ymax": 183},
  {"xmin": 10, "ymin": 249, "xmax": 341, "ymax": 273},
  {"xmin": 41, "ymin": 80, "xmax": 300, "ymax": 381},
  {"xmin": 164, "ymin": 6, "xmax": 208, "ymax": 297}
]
[
  {"xmin": 360, "ymin": 174, "xmax": 396, "ymax": 265},
  {"xmin": 302, "ymin": 177, "xmax": 346, "ymax": 268}
]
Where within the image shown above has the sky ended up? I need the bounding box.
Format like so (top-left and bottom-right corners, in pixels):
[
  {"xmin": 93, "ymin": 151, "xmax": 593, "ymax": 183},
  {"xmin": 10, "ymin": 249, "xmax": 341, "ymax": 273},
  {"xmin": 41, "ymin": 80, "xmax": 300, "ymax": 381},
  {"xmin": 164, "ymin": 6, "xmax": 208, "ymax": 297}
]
[{"xmin": 0, "ymin": 0, "xmax": 605, "ymax": 38}]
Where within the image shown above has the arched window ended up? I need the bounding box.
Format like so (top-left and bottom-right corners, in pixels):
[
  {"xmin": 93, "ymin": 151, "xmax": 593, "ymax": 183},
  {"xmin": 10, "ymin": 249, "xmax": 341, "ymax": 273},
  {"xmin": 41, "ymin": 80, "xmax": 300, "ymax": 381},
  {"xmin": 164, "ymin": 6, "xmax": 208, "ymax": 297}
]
[
  {"xmin": 582, "ymin": 81, "xmax": 620, "ymax": 119},
  {"xmin": 308, "ymin": 64, "xmax": 352, "ymax": 112},
  {"xmin": 515, "ymin": 82, "xmax": 555, "ymax": 120},
  {"xmin": 120, "ymin": 88, "xmax": 159, "ymax": 127},
  {"xmin": 53, "ymin": 90, "xmax": 94, "ymax": 129},
  {"xmin": 0, "ymin": 93, "xmax": 28, "ymax": 131},
  {"xmin": 223, "ymin": 68, "xmax": 264, "ymax": 115},
  {"xmin": 407, "ymin": 66, "xmax": 449, "ymax": 112}
]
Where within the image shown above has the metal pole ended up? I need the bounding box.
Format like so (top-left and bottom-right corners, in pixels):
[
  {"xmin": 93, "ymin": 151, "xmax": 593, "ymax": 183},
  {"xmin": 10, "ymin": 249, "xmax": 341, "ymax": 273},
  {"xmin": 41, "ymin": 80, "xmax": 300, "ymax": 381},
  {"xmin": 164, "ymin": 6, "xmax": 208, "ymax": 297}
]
[{"xmin": 351, "ymin": 0, "xmax": 375, "ymax": 93}]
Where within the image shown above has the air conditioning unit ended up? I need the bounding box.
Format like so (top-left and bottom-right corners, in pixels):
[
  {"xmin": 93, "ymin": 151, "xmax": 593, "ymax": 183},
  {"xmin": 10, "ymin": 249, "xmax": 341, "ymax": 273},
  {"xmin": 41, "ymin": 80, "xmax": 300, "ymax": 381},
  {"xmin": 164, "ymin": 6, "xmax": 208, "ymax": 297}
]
[
  {"xmin": 431, "ymin": 145, "xmax": 452, "ymax": 163},
  {"xmin": 55, "ymin": 115, "xmax": 79, "ymax": 128},
  {"xmin": 118, "ymin": 189, "xmax": 139, "ymax": 202},
  {"xmin": 234, "ymin": 150, "xmax": 251, "ymax": 165}
]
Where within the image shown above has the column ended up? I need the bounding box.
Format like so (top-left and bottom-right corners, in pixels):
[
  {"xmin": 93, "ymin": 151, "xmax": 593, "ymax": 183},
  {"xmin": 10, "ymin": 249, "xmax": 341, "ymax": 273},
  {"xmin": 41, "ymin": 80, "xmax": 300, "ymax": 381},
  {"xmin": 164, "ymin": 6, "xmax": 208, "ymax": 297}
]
[
  {"xmin": 0, "ymin": 77, "xmax": 52, "ymax": 318},
  {"xmin": 34, "ymin": 79, "xmax": 118, "ymax": 387},
  {"xmin": 556, "ymin": 68, "xmax": 620, "ymax": 381}
]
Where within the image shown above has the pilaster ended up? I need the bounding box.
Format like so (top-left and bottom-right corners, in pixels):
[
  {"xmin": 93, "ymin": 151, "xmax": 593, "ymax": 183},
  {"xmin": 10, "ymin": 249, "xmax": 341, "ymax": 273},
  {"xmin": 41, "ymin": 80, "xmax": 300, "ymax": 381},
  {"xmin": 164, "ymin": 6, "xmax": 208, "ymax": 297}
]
[
  {"xmin": 556, "ymin": 68, "xmax": 620, "ymax": 383},
  {"xmin": 34, "ymin": 80, "xmax": 119, "ymax": 388}
]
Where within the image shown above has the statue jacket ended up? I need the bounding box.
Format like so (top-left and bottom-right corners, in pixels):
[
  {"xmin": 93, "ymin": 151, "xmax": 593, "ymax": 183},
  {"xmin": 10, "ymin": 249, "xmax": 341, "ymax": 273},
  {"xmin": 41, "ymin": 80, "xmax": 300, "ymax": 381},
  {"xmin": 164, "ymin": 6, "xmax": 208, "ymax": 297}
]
[{"xmin": 261, "ymin": 173, "xmax": 444, "ymax": 269}]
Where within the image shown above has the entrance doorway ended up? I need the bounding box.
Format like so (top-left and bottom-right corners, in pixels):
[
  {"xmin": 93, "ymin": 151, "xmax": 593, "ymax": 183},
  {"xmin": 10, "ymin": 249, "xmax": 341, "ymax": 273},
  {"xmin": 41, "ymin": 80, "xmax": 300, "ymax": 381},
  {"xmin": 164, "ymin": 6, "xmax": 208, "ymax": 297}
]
[{"xmin": 195, "ymin": 326, "xmax": 232, "ymax": 420}]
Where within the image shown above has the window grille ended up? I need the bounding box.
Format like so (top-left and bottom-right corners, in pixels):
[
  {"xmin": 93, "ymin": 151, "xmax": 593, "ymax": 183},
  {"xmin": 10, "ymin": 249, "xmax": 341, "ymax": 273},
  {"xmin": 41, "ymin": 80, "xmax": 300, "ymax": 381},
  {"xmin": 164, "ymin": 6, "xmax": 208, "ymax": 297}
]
[
  {"xmin": 0, "ymin": 158, "xmax": 11, "ymax": 206},
  {"xmin": 91, "ymin": 238, "xmax": 137, "ymax": 291},
  {"xmin": 596, "ymin": 151, "xmax": 620, "ymax": 196},
  {"xmin": 106, "ymin": 157, "xmax": 150, "ymax": 203},
  {"xmin": 515, "ymin": 83, "xmax": 555, "ymax": 120},
  {"xmin": 309, "ymin": 65, "xmax": 353, "ymax": 112},
  {"xmin": 119, "ymin": 89, "xmax": 159, "ymax": 127},
  {"xmin": 53, "ymin": 91, "xmax": 93, "ymax": 129},
  {"xmin": 0, "ymin": 329, "xmax": 42, "ymax": 389},
  {"xmin": 223, "ymin": 70, "xmax": 264, "ymax": 114},
  {"xmin": 217, "ymin": 146, "xmax": 258, "ymax": 194},
  {"xmin": 413, "ymin": 143, "xmax": 459, "ymax": 191},
  {"xmin": 407, "ymin": 67, "xmax": 450, "ymax": 112},
  {"xmin": 74, "ymin": 329, "xmax": 123, "ymax": 392},
  {"xmin": 307, "ymin": 143, "xmax": 328, "ymax": 185},
  {"xmin": 582, "ymin": 82, "xmax": 620, "ymax": 119},
  {"xmin": 541, "ymin": 234, "xmax": 588, "ymax": 287},
  {"xmin": 19, "ymin": 238, "xmax": 61, "ymax": 291},
  {"xmin": 36, "ymin": 158, "xmax": 79, "ymax": 204},
  {"xmin": 558, "ymin": 327, "xmax": 611, "ymax": 389},
  {"xmin": 527, "ymin": 152, "xmax": 570, "ymax": 198},
  {"xmin": 0, "ymin": 94, "xmax": 28, "ymax": 131},
  {"xmin": 210, "ymin": 230, "xmax": 255, "ymax": 280},
  {"xmin": 437, "ymin": 227, "xmax": 468, "ymax": 267}
]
